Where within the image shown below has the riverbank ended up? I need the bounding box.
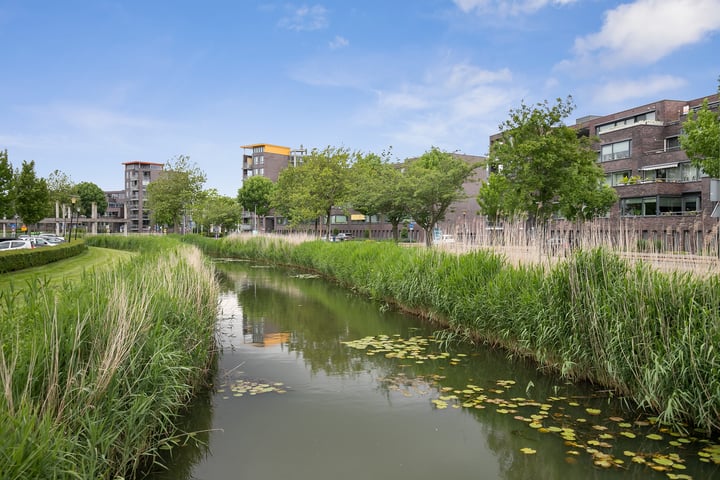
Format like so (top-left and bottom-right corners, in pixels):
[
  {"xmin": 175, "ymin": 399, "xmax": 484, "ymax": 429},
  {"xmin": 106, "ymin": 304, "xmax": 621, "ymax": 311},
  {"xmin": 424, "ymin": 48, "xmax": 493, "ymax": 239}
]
[
  {"xmin": 184, "ymin": 234, "xmax": 720, "ymax": 435},
  {"xmin": 0, "ymin": 241, "xmax": 219, "ymax": 479}
]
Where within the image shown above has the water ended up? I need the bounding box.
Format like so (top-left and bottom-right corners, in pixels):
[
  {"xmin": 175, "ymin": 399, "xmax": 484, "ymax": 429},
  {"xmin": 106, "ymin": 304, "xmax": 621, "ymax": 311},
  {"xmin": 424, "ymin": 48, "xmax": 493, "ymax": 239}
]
[{"xmin": 146, "ymin": 260, "xmax": 720, "ymax": 480}]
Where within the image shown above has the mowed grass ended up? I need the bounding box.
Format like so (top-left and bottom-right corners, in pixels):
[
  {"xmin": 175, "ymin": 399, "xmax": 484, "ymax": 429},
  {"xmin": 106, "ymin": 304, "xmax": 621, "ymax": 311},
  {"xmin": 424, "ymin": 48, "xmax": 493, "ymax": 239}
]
[{"xmin": 0, "ymin": 246, "xmax": 136, "ymax": 292}]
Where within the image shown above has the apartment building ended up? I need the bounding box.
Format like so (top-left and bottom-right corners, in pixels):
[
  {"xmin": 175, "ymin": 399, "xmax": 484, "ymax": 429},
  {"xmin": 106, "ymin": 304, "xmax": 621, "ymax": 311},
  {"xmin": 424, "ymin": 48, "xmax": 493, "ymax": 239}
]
[
  {"xmin": 572, "ymin": 92, "xmax": 720, "ymax": 252},
  {"xmin": 122, "ymin": 161, "xmax": 164, "ymax": 233}
]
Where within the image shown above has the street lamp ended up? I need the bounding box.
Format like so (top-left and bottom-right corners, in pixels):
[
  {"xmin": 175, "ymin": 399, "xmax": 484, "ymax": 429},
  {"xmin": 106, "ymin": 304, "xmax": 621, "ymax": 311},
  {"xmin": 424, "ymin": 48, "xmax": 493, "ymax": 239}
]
[{"xmin": 69, "ymin": 195, "xmax": 79, "ymax": 242}]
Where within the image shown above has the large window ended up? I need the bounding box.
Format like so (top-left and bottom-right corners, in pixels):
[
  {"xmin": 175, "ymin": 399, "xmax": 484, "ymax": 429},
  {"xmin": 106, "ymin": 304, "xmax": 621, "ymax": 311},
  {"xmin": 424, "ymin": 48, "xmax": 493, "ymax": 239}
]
[
  {"xmin": 596, "ymin": 111, "xmax": 656, "ymax": 134},
  {"xmin": 600, "ymin": 140, "xmax": 631, "ymax": 162},
  {"xmin": 665, "ymin": 136, "xmax": 680, "ymax": 151},
  {"xmin": 621, "ymin": 194, "xmax": 700, "ymax": 216}
]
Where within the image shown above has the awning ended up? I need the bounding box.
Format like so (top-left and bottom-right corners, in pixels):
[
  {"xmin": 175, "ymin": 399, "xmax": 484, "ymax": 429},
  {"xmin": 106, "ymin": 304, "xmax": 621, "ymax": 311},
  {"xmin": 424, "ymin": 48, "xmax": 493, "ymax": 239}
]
[
  {"xmin": 350, "ymin": 214, "xmax": 366, "ymax": 221},
  {"xmin": 639, "ymin": 162, "xmax": 678, "ymax": 171}
]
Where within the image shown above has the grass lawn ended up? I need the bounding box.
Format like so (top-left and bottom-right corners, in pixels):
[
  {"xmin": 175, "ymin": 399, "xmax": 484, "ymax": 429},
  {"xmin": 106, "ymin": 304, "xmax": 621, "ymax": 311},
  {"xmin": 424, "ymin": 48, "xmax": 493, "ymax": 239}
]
[{"xmin": 0, "ymin": 246, "xmax": 136, "ymax": 293}]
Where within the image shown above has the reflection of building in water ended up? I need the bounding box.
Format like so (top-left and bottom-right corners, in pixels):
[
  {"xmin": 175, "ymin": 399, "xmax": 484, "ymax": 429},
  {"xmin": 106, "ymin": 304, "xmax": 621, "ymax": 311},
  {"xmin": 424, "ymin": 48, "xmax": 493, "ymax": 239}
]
[{"xmin": 243, "ymin": 314, "xmax": 290, "ymax": 346}]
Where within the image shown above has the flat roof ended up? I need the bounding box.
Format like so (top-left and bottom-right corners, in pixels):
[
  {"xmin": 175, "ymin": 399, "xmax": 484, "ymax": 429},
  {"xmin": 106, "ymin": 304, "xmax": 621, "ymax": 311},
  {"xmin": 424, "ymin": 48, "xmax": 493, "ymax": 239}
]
[{"xmin": 122, "ymin": 161, "xmax": 164, "ymax": 166}]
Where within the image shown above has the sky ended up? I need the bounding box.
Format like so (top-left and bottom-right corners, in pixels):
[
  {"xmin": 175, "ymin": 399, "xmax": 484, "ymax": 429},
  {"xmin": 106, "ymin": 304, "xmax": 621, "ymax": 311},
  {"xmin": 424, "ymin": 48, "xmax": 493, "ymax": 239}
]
[{"xmin": 1, "ymin": 0, "xmax": 719, "ymax": 197}]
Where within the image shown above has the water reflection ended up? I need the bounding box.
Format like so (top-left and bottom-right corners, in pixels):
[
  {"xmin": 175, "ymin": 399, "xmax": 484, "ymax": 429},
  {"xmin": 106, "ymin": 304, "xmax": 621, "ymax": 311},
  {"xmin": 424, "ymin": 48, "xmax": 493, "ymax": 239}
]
[{"xmin": 144, "ymin": 261, "xmax": 719, "ymax": 480}]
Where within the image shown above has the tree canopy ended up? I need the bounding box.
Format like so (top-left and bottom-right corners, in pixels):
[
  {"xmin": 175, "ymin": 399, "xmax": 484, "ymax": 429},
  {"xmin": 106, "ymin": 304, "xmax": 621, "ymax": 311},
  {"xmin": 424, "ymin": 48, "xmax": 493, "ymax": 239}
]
[
  {"xmin": 681, "ymin": 83, "xmax": 720, "ymax": 178},
  {"xmin": 75, "ymin": 181, "xmax": 108, "ymax": 217},
  {"xmin": 405, "ymin": 147, "xmax": 477, "ymax": 246},
  {"xmin": 237, "ymin": 175, "xmax": 275, "ymax": 230},
  {"xmin": 14, "ymin": 160, "xmax": 50, "ymax": 226},
  {"xmin": 273, "ymin": 146, "xmax": 351, "ymax": 237},
  {"xmin": 0, "ymin": 150, "xmax": 14, "ymax": 219},
  {"xmin": 478, "ymin": 96, "xmax": 617, "ymax": 227},
  {"xmin": 194, "ymin": 189, "xmax": 242, "ymax": 233},
  {"xmin": 46, "ymin": 169, "xmax": 75, "ymax": 210},
  {"xmin": 146, "ymin": 155, "xmax": 206, "ymax": 231}
]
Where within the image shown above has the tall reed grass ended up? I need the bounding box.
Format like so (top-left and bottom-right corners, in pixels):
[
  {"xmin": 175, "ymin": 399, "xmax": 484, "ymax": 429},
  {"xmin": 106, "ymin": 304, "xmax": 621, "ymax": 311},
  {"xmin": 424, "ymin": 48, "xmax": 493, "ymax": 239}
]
[
  {"xmin": 186, "ymin": 234, "xmax": 720, "ymax": 435},
  {"xmin": 0, "ymin": 243, "xmax": 219, "ymax": 479}
]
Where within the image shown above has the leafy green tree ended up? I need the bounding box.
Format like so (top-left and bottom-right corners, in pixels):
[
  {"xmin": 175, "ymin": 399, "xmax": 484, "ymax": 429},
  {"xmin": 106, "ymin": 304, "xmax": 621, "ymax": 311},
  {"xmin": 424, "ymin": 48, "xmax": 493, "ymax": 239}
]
[
  {"xmin": 273, "ymin": 146, "xmax": 351, "ymax": 237},
  {"xmin": 0, "ymin": 150, "xmax": 14, "ymax": 219},
  {"xmin": 348, "ymin": 149, "xmax": 407, "ymax": 239},
  {"xmin": 46, "ymin": 169, "xmax": 75, "ymax": 211},
  {"xmin": 75, "ymin": 181, "xmax": 108, "ymax": 217},
  {"xmin": 146, "ymin": 155, "xmax": 206, "ymax": 232},
  {"xmin": 681, "ymin": 82, "xmax": 720, "ymax": 177},
  {"xmin": 478, "ymin": 96, "xmax": 616, "ymax": 227},
  {"xmin": 237, "ymin": 175, "xmax": 275, "ymax": 231},
  {"xmin": 405, "ymin": 147, "xmax": 478, "ymax": 246},
  {"xmin": 194, "ymin": 189, "xmax": 243, "ymax": 233},
  {"xmin": 14, "ymin": 160, "xmax": 50, "ymax": 227}
]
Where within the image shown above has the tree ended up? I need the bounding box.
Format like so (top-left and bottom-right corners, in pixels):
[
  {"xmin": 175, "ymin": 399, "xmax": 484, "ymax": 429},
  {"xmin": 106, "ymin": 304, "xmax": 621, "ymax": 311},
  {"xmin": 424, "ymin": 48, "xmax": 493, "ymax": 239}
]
[
  {"xmin": 405, "ymin": 147, "xmax": 478, "ymax": 246},
  {"xmin": 237, "ymin": 175, "xmax": 275, "ymax": 231},
  {"xmin": 46, "ymin": 169, "xmax": 75, "ymax": 211},
  {"xmin": 194, "ymin": 189, "xmax": 243, "ymax": 234},
  {"xmin": 348, "ymin": 149, "xmax": 406, "ymax": 240},
  {"xmin": 478, "ymin": 96, "xmax": 617, "ymax": 227},
  {"xmin": 273, "ymin": 146, "xmax": 351, "ymax": 237},
  {"xmin": 681, "ymin": 81, "xmax": 720, "ymax": 178},
  {"xmin": 14, "ymin": 160, "xmax": 50, "ymax": 227},
  {"xmin": 75, "ymin": 181, "xmax": 108, "ymax": 217},
  {"xmin": 0, "ymin": 150, "xmax": 14, "ymax": 219},
  {"xmin": 146, "ymin": 155, "xmax": 206, "ymax": 232}
]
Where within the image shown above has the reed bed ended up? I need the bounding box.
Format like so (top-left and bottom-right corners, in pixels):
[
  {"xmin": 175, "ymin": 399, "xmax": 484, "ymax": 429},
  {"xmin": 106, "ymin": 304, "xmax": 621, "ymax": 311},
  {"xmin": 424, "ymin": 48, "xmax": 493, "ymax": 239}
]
[
  {"xmin": 0, "ymin": 242, "xmax": 219, "ymax": 479},
  {"xmin": 187, "ymin": 234, "xmax": 720, "ymax": 435}
]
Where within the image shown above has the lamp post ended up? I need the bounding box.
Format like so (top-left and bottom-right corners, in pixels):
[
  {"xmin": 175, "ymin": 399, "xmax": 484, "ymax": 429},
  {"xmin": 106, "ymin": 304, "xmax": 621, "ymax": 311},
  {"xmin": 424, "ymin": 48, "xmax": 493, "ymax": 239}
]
[{"xmin": 69, "ymin": 195, "xmax": 79, "ymax": 242}]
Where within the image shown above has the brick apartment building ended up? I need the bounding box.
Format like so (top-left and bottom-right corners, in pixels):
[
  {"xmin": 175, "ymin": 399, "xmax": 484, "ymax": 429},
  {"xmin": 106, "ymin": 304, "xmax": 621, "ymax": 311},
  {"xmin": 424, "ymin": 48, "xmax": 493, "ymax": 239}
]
[{"xmin": 568, "ymin": 92, "xmax": 720, "ymax": 253}]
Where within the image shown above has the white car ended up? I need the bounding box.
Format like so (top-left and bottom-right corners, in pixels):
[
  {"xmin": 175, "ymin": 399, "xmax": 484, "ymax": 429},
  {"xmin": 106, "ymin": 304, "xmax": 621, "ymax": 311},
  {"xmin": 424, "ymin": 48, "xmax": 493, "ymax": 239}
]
[
  {"xmin": 30, "ymin": 237, "xmax": 57, "ymax": 247},
  {"xmin": 0, "ymin": 239, "xmax": 34, "ymax": 250}
]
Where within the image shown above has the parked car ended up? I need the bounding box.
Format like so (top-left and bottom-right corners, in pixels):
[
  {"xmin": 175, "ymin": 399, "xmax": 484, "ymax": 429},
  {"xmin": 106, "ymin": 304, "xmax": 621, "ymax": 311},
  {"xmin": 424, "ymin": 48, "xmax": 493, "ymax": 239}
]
[
  {"xmin": 437, "ymin": 234, "xmax": 455, "ymax": 244},
  {"xmin": 335, "ymin": 233, "xmax": 353, "ymax": 241},
  {"xmin": 30, "ymin": 237, "xmax": 57, "ymax": 247},
  {"xmin": 38, "ymin": 234, "xmax": 65, "ymax": 244},
  {"xmin": 0, "ymin": 239, "xmax": 34, "ymax": 251}
]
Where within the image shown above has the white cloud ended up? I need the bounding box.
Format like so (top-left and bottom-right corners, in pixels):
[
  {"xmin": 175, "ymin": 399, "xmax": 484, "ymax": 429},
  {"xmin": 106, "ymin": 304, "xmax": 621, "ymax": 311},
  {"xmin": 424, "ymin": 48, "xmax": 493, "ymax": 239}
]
[
  {"xmin": 278, "ymin": 4, "xmax": 328, "ymax": 31},
  {"xmin": 359, "ymin": 62, "xmax": 520, "ymax": 155},
  {"xmin": 572, "ymin": 0, "xmax": 720, "ymax": 68},
  {"xmin": 453, "ymin": 0, "xmax": 577, "ymax": 15},
  {"xmin": 591, "ymin": 75, "xmax": 687, "ymax": 104},
  {"xmin": 329, "ymin": 35, "xmax": 349, "ymax": 50}
]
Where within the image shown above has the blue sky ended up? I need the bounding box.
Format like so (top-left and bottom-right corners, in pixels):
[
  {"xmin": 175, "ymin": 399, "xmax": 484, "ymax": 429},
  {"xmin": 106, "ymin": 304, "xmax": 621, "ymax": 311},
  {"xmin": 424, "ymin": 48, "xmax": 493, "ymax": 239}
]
[{"xmin": 1, "ymin": 0, "xmax": 719, "ymax": 197}]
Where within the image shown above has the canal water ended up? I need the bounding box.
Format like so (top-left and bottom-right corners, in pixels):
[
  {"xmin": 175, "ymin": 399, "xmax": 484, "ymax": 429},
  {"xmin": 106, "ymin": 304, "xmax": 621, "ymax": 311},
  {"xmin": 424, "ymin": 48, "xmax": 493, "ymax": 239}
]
[{"xmin": 147, "ymin": 260, "xmax": 719, "ymax": 480}]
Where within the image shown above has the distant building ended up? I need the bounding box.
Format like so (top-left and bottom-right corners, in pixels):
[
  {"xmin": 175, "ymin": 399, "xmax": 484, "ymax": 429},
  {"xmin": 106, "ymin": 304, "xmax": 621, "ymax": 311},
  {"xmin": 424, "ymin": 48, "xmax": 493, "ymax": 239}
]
[{"xmin": 122, "ymin": 161, "xmax": 164, "ymax": 233}]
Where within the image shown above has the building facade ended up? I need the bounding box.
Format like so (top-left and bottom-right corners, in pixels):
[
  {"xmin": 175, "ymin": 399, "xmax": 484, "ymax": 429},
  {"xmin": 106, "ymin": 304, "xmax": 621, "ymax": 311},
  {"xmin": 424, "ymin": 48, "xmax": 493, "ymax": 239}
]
[
  {"xmin": 569, "ymin": 93, "xmax": 720, "ymax": 252},
  {"xmin": 122, "ymin": 161, "xmax": 164, "ymax": 233}
]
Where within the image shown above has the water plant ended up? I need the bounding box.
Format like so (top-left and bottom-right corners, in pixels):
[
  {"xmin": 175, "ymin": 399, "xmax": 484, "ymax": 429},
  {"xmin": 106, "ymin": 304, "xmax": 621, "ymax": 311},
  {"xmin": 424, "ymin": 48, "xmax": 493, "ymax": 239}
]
[{"xmin": 184, "ymin": 234, "xmax": 720, "ymax": 436}]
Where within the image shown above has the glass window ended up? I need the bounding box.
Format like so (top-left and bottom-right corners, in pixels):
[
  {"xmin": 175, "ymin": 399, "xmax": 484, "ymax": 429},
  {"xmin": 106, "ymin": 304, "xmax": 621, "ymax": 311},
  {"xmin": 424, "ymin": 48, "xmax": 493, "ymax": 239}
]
[
  {"xmin": 665, "ymin": 136, "xmax": 680, "ymax": 151},
  {"xmin": 600, "ymin": 140, "xmax": 631, "ymax": 162},
  {"xmin": 659, "ymin": 197, "xmax": 682, "ymax": 214},
  {"xmin": 682, "ymin": 194, "xmax": 700, "ymax": 212}
]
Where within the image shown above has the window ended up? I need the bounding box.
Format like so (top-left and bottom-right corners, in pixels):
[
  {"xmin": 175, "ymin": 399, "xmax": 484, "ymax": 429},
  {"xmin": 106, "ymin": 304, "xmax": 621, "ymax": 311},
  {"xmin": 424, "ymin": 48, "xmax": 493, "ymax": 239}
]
[
  {"xmin": 682, "ymin": 194, "xmax": 700, "ymax": 212},
  {"xmin": 606, "ymin": 170, "xmax": 632, "ymax": 186},
  {"xmin": 253, "ymin": 146, "xmax": 264, "ymax": 154},
  {"xmin": 596, "ymin": 111, "xmax": 656, "ymax": 134},
  {"xmin": 621, "ymin": 197, "xmax": 657, "ymax": 216},
  {"xmin": 665, "ymin": 136, "xmax": 680, "ymax": 151},
  {"xmin": 600, "ymin": 140, "xmax": 631, "ymax": 162},
  {"xmin": 254, "ymin": 155, "xmax": 264, "ymax": 165}
]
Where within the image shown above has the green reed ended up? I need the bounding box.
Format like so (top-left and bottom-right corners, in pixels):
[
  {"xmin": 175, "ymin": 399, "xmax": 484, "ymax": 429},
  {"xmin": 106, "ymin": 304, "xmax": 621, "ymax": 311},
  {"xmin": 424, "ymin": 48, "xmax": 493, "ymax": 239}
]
[
  {"xmin": 0, "ymin": 243, "xmax": 219, "ymax": 479},
  {"xmin": 185, "ymin": 235, "xmax": 720, "ymax": 434}
]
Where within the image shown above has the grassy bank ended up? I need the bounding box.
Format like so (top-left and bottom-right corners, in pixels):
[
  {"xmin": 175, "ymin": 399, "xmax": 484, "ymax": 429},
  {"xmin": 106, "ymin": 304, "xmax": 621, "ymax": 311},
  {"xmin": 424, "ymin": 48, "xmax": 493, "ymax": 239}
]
[
  {"xmin": 185, "ymin": 234, "xmax": 720, "ymax": 435},
  {"xmin": 0, "ymin": 240, "xmax": 219, "ymax": 479}
]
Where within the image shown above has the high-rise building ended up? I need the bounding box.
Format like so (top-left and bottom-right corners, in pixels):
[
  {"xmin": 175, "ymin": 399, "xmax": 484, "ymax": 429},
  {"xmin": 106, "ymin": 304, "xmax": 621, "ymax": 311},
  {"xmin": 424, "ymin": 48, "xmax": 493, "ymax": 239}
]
[{"xmin": 122, "ymin": 161, "xmax": 164, "ymax": 233}]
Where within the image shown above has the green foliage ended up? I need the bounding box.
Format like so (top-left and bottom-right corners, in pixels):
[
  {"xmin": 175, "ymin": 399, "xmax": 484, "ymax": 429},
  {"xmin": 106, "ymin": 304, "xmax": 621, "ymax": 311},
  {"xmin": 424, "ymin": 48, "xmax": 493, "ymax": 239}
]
[
  {"xmin": 481, "ymin": 96, "xmax": 617, "ymax": 225},
  {"xmin": 272, "ymin": 146, "xmax": 352, "ymax": 235},
  {"xmin": 0, "ymin": 150, "xmax": 14, "ymax": 218},
  {"xmin": 45, "ymin": 169, "xmax": 75, "ymax": 212},
  {"xmin": 194, "ymin": 189, "xmax": 242, "ymax": 233},
  {"xmin": 146, "ymin": 155, "xmax": 206, "ymax": 230},
  {"xmin": 0, "ymin": 243, "xmax": 219, "ymax": 478},
  {"xmin": 681, "ymin": 94, "xmax": 720, "ymax": 178},
  {"xmin": 14, "ymin": 160, "xmax": 50, "ymax": 226},
  {"xmin": 405, "ymin": 147, "xmax": 477, "ymax": 246},
  {"xmin": 75, "ymin": 181, "xmax": 108, "ymax": 216},
  {"xmin": 237, "ymin": 176, "xmax": 275, "ymax": 217},
  {"xmin": 189, "ymin": 237, "xmax": 720, "ymax": 434},
  {"xmin": 0, "ymin": 241, "xmax": 87, "ymax": 273}
]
